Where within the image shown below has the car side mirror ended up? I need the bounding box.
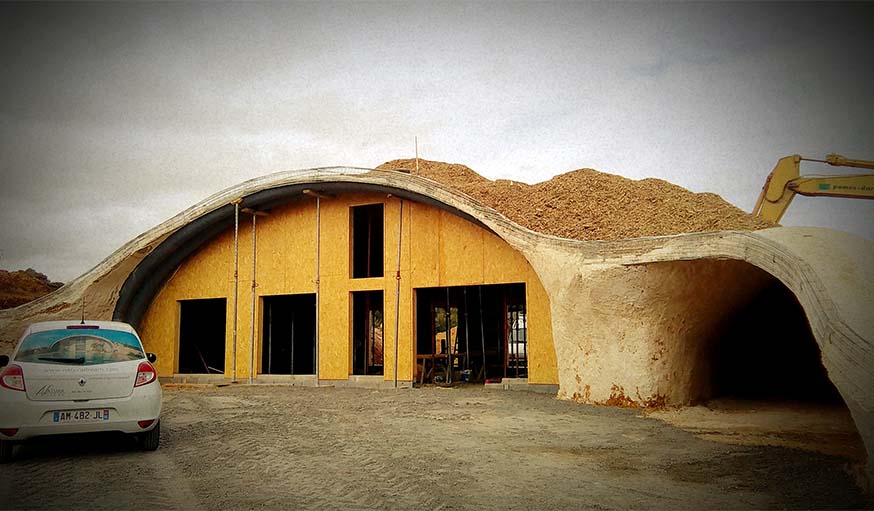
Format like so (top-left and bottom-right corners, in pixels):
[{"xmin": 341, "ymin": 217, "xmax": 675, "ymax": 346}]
[
  {"xmin": 0, "ymin": 355, "xmax": 7, "ymax": 368},
  {"xmin": 147, "ymin": 353, "xmax": 157, "ymax": 363}
]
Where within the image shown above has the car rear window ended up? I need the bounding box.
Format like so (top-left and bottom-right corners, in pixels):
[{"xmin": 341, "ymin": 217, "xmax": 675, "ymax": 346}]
[{"xmin": 15, "ymin": 328, "xmax": 145, "ymax": 365}]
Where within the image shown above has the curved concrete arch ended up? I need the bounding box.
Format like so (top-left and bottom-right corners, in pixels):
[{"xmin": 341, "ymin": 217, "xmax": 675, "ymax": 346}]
[{"xmin": 0, "ymin": 166, "xmax": 871, "ymax": 484}]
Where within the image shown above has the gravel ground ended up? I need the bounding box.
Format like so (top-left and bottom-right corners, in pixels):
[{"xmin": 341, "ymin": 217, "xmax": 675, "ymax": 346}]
[{"xmin": 1, "ymin": 385, "xmax": 870, "ymax": 510}]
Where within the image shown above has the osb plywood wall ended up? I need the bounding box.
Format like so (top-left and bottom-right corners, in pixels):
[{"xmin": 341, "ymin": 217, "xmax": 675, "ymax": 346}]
[{"xmin": 138, "ymin": 192, "xmax": 557, "ymax": 384}]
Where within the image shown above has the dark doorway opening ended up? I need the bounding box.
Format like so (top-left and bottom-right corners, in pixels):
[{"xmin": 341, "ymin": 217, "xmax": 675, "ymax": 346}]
[
  {"xmin": 351, "ymin": 204, "xmax": 384, "ymax": 279},
  {"xmin": 352, "ymin": 290, "xmax": 384, "ymax": 375},
  {"xmin": 262, "ymin": 294, "xmax": 316, "ymax": 375},
  {"xmin": 709, "ymin": 279, "xmax": 842, "ymax": 403},
  {"xmin": 178, "ymin": 298, "xmax": 226, "ymax": 374},
  {"xmin": 415, "ymin": 283, "xmax": 526, "ymax": 384},
  {"xmin": 679, "ymin": 262, "xmax": 866, "ymax": 462}
]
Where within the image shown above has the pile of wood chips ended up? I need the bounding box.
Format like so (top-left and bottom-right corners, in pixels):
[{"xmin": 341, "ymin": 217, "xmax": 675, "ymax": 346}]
[{"xmin": 377, "ymin": 159, "xmax": 772, "ymax": 240}]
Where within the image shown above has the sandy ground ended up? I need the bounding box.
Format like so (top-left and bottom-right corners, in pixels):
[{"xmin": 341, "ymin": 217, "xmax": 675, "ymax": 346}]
[
  {"xmin": 0, "ymin": 385, "xmax": 870, "ymax": 510},
  {"xmin": 647, "ymin": 398, "xmax": 866, "ymax": 461}
]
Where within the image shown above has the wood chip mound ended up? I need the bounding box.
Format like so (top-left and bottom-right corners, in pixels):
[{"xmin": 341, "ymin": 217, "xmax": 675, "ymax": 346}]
[{"xmin": 377, "ymin": 159, "xmax": 773, "ymax": 240}]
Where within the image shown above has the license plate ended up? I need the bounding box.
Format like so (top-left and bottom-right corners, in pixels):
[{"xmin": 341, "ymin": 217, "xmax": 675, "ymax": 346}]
[{"xmin": 53, "ymin": 409, "xmax": 110, "ymax": 423}]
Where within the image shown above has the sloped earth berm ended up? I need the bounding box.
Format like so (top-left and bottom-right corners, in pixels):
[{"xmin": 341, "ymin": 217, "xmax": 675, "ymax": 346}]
[{"xmin": 0, "ymin": 385, "xmax": 870, "ymax": 510}]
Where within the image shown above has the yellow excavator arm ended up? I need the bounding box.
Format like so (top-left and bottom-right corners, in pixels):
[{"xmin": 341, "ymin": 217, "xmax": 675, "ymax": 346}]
[{"xmin": 752, "ymin": 153, "xmax": 874, "ymax": 223}]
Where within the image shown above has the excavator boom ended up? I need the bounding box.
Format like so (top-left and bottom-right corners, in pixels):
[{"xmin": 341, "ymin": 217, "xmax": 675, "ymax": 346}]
[
  {"xmin": 787, "ymin": 175, "xmax": 874, "ymax": 199},
  {"xmin": 752, "ymin": 154, "xmax": 874, "ymax": 224}
]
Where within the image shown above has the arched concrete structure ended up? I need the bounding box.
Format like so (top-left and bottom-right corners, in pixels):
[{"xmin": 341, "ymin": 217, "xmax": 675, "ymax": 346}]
[{"xmin": 0, "ymin": 167, "xmax": 871, "ymax": 485}]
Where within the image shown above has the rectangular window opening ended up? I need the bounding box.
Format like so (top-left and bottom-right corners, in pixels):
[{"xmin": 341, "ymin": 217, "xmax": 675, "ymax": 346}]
[
  {"xmin": 352, "ymin": 290, "xmax": 384, "ymax": 376},
  {"xmin": 351, "ymin": 204, "xmax": 384, "ymax": 279}
]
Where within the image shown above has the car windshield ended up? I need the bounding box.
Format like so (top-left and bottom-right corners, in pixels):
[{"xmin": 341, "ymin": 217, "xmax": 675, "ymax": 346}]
[{"xmin": 15, "ymin": 328, "xmax": 145, "ymax": 365}]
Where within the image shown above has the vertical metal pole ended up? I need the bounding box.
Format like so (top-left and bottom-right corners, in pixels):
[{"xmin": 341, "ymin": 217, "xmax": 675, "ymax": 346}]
[
  {"xmin": 315, "ymin": 197, "xmax": 321, "ymax": 383},
  {"xmin": 445, "ymin": 287, "xmax": 451, "ymax": 384},
  {"xmin": 393, "ymin": 200, "xmax": 403, "ymax": 388},
  {"xmin": 522, "ymin": 306, "xmax": 527, "ymax": 378},
  {"xmin": 503, "ymin": 295, "xmax": 508, "ymax": 380},
  {"xmin": 232, "ymin": 200, "xmax": 241, "ymax": 383},
  {"xmin": 511, "ymin": 309, "xmax": 517, "ymax": 378},
  {"xmin": 248, "ymin": 214, "xmax": 257, "ymax": 384}
]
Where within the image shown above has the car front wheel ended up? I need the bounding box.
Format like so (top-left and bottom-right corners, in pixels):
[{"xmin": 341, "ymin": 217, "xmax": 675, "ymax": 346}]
[{"xmin": 139, "ymin": 421, "xmax": 160, "ymax": 451}]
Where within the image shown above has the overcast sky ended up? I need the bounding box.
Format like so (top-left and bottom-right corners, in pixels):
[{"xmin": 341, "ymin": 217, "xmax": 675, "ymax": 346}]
[{"xmin": 1, "ymin": 1, "xmax": 872, "ymax": 282}]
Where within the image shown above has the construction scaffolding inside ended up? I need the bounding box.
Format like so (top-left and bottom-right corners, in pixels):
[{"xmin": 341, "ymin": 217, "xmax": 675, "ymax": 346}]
[{"xmin": 415, "ymin": 283, "xmax": 527, "ymax": 385}]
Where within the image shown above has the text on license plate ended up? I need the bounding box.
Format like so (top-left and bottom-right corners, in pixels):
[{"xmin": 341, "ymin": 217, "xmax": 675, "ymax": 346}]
[{"xmin": 53, "ymin": 409, "xmax": 110, "ymax": 423}]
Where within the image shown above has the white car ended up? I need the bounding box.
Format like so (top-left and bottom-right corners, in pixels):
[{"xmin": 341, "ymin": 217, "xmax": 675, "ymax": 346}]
[{"xmin": 0, "ymin": 320, "xmax": 162, "ymax": 461}]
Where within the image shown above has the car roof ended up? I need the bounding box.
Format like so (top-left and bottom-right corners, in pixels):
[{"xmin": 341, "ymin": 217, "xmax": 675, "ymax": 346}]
[{"xmin": 23, "ymin": 320, "xmax": 138, "ymax": 336}]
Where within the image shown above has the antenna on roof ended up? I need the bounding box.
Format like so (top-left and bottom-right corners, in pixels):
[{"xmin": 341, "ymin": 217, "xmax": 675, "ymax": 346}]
[
  {"xmin": 415, "ymin": 136, "xmax": 419, "ymax": 175},
  {"xmin": 80, "ymin": 296, "xmax": 85, "ymax": 324}
]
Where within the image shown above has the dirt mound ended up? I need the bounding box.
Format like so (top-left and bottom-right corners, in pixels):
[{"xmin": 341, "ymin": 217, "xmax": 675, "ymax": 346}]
[
  {"xmin": 378, "ymin": 159, "xmax": 772, "ymax": 240},
  {"xmin": 0, "ymin": 268, "xmax": 63, "ymax": 309}
]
